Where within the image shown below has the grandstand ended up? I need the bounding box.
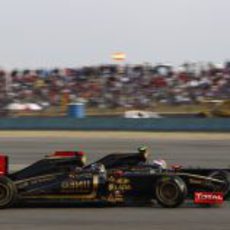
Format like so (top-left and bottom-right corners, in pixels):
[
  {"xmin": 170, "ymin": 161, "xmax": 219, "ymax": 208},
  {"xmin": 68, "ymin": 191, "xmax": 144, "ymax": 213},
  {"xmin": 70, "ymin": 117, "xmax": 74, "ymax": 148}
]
[{"xmin": 0, "ymin": 62, "xmax": 230, "ymax": 117}]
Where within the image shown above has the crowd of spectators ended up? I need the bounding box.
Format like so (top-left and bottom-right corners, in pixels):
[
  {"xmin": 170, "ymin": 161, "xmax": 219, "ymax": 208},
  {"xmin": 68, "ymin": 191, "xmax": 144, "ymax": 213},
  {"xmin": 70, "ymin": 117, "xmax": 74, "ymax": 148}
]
[{"xmin": 0, "ymin": 62, "xmax": 230, "ymax": 111}]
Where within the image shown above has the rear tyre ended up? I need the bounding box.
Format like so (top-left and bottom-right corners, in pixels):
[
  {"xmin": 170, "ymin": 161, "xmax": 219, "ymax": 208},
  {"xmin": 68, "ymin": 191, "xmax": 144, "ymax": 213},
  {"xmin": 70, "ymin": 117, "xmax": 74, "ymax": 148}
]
[
  {"xmin": 209, "ymin": 171, "xmax": 230, "ymax": 197},
  {"xmin": 155, "ymin": 176, "xmax": 187, "ymax": 208},
  {"xmin": 0, "ymin": 177, "xmax": 17, "ymax": 209}
]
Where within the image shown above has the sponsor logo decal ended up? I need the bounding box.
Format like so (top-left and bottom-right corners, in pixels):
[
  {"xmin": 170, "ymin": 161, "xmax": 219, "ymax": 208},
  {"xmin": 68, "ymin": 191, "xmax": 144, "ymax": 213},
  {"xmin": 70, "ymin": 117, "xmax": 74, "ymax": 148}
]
[
  {"xmin": 194, "ymin": 192, "xmax": 223, "ymax": 204},
  {"xmin": 61, "ymin": 180, "xmax": 91, "ymax": 190},
  {"xmin": 107, "ymin": 177, "xmax": 132, "ymax": 192},
  {"xmin": 189, "ymin": 178, "xmax": 203, "ymax": 185}
]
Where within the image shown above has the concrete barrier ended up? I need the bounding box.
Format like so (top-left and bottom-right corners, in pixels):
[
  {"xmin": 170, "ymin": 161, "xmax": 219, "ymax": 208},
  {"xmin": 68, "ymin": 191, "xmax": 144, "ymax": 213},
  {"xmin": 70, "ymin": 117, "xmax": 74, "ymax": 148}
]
[{"xmin": 0, "ymin": 117, "xmax": 229, "ymax": 131}]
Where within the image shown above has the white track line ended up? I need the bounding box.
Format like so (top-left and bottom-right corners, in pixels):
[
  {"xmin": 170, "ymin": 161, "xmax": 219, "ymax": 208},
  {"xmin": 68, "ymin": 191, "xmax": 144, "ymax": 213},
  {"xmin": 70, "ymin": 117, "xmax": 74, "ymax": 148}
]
[{"xmin": 0, "ymin": 131, "xmax": 229, "ymax": 140}]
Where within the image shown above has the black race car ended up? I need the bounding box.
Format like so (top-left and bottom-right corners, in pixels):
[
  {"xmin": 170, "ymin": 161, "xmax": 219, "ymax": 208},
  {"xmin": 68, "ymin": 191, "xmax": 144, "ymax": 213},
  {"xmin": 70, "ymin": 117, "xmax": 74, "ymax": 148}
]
[{"xmin": 0, "ymin": 149, "xmax": 229, "ymax": 209}]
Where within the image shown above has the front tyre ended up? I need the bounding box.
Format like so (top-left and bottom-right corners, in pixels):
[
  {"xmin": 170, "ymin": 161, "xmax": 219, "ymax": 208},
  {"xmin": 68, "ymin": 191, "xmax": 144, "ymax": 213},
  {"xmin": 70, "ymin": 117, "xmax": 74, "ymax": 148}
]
[
  {"xmin": 0, "ymin": 177, "xmax": 17, "ymax": 209},
  {"xmin": 209, "ymin": 170, "xmax": 230, "ymax": 197},
  {"xmin": 155, "ymin": 176, "xmax": 187, "ymax": 208}
]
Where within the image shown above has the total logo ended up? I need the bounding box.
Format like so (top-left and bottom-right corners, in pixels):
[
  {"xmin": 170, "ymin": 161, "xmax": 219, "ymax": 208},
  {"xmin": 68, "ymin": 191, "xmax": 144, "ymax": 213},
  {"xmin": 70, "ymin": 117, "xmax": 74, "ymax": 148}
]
[{"xmin": 194, "ymin": 192, "xmax": 223, "ymax": 204}]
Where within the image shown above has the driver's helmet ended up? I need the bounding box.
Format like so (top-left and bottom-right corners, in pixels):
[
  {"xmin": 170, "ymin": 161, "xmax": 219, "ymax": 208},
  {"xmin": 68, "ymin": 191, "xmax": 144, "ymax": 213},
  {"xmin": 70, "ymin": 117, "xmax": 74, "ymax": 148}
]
[
  {"xmin": 153, "ymin": 159, "xmax": 167, "ymax": 169},
  {"xmin": 91, "ymin": 163, "xmax": 106, "ymax": 174},
  {"xmin": 138, "ymin": 145, "xmax": 149, "ymax": 160}
]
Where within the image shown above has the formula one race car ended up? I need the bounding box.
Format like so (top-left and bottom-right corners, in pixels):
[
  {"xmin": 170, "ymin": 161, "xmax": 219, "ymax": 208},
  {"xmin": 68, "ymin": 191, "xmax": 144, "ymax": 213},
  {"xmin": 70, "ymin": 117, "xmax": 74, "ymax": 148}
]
[{"xmin": 0, "ymin": 148, "xmax": 230, "ymax": 209}]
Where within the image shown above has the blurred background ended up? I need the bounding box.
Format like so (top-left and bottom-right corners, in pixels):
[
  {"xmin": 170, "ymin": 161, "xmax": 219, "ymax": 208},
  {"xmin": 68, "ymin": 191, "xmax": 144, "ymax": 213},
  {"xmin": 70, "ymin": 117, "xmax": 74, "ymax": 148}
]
[
  {"xmin": 0, "ymin": 61, "xmax": 230, "ymax": 118},
  {"xmin": 0, "ymin": 0, "xmax": 230, "ymax": 118}
]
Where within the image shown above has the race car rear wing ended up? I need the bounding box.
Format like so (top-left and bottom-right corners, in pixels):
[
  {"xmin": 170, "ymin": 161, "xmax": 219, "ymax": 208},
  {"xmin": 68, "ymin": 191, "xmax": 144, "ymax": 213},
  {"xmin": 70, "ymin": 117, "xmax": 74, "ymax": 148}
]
[{"xmin": 0, "ymin": 155, "xmax": 8, "ymax": 176}]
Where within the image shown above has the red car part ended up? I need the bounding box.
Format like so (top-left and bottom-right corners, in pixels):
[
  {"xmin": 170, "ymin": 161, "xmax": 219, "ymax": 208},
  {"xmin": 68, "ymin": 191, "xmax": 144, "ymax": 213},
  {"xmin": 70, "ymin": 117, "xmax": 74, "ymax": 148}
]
[
  {"xmin": 0, "ymin": 155, "xmax": 8, "ymax": 176},
  {"xmin": 50, "ymin": 151, "xmax": 85, "ymax": 158},
  {"xmin": 194, "ymin": 192, "xmax": 223, "ymax": 205}
]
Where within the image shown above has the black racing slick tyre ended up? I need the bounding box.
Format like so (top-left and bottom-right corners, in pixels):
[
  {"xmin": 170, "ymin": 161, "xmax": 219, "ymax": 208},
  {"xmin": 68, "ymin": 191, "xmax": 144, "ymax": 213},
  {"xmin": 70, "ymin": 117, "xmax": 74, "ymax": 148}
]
[
  {"xmin": 155, "ymin": 176, "xmax": 187, "ymax": 208},
  {"xmin": 0, "ymin": 177, "xmax": 17, "ymax": 209},
  {"xmin": 209, "ymin": 170, "xmax": 230, "ymax": 197}
]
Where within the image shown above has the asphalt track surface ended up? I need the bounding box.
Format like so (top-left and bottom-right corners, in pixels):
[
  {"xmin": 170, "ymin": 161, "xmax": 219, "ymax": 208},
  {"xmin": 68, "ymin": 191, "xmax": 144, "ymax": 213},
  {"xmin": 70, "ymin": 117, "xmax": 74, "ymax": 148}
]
[{"xmin": 0, "ymin": 131, "xmax": 230, "ymax": 230}]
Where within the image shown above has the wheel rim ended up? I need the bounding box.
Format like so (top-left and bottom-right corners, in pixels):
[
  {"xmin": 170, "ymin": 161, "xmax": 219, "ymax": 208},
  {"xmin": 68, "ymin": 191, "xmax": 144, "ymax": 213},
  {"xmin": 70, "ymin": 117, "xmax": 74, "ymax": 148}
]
[
  {"xmin": 159, "ymin": 182, "xmax": 179, "ymax": 202},
  {"xmin": 0, "ymin": 185, "xmax": 7, "ymax": 200},
  {"xmin": 0, "ymin": 184, "xmax": 9, "ymax": 204}
]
